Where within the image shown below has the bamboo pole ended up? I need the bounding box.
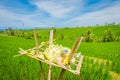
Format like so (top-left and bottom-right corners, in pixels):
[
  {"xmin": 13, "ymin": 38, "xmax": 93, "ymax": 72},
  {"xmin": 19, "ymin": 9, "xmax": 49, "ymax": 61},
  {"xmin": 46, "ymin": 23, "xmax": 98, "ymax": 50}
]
[
  {"xmin": 34, "ymin": 29, "xmax": 39, "ymax": 54},
  {"xmin": 49, "ymin": 30, "xmax": 53, "ymax": 45},
  {"xmin": 47, "ymin": 30, "xmax": 53, "ymax": 80},
  {"xmin": 33, "ymin": 28, "xmax": 44, "ymax": 80},
  {"xmin": 58, "ymin": 37, "xmax": 83, "ymax": 80},
  {"xmin": 68, "ymin": 37, "xmax": 83, "ymax": 63},
  {"xmin": 58, "ymin": 69, "xmax": 66, "ymax": 80}
]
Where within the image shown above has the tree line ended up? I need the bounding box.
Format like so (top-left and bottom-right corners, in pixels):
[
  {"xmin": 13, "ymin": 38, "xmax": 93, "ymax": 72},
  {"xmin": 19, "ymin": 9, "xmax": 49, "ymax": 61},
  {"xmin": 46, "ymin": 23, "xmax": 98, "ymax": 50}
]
[
  {"xmin": 5, "ymin": 27, "xmax": 120, "ymax": 42},
  {"xmin": 5, "ymin": 27, "xmax": 34, "ymax": 39},
  {"xmin": 83, "ymin": 29, "xmax": 120, "ymax": 42}
]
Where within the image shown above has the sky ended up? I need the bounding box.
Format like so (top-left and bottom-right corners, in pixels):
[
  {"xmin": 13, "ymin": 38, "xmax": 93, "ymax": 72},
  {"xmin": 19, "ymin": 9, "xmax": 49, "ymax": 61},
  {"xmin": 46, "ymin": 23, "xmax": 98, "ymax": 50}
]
[{"xmin": 0, "ymin": 0, "xmax": 120, "ymax": 29}]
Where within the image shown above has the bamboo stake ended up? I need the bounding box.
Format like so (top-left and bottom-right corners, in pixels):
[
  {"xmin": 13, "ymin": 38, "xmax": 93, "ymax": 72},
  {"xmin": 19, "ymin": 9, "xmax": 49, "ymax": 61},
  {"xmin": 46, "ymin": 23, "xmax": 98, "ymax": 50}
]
[
  {"xmin": 49, "ymin": 30, "xmax": 53, "ymax": 45},
  {"xmin": 34, "ymin": 29, "xmax": 39, "ymax": 54},
  {"xmin": 68, "ymin": 37, "xmax": 83, "ymax": 63},
  {"xmin": 33, "ymin": 28, "xmax": 44, "ymax": 80},
  {"xmin": 47, "ymin": 30, "xmax": 53, "ymax": 80},
  {"xmin": 58, "ymin": 69, "xmax": 66, "ymax": 80},
  {"xmin": 58, "ymin": 37, "xmax": 83, "ymax": 80}
]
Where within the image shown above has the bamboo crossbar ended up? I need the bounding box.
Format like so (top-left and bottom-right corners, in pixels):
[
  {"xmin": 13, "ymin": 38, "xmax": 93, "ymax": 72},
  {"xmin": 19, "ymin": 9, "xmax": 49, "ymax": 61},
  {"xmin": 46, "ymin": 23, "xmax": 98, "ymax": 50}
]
[{"xmin": 19, "ymin": 50, "xmax": 83, "ymax": 75}]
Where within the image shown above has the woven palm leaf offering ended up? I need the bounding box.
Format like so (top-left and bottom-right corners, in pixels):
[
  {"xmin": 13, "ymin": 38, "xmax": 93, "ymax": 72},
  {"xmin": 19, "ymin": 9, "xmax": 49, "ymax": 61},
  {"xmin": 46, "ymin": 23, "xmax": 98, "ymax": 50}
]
[{"xmin": 14, "ymin": 30, "xmax": 84, "ymax": 78}]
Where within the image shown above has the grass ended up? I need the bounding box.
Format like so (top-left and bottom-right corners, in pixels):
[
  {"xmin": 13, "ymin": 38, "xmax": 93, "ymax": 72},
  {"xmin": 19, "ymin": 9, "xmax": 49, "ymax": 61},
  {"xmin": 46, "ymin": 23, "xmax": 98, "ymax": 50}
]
[
  {"xmin": 32, "ymin": 25, "xmax": 120, "ymax": 40},
  {"xmin": 0, "ymin": 25, "xmax": 120, "ymax": 80}
]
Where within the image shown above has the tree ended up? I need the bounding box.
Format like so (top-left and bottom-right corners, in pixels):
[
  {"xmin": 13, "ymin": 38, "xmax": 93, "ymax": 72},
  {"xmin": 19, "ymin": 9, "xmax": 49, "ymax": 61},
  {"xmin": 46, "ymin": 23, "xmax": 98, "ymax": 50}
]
[
  {"xmin": 5, "ymin": 27, "xmax": 15, "ymax": 36},
  {"xmin": 14, "ymin": 30, "xmax": 25, "ymax": 37},
  {"xmin": 85, "ymin": 30, "xmax": 94, "ymax": 42},
  {"xmin": 25, "ymin": 32, "xmax": 33, "ymax": 39},
  {"xmin": 102, "ymin": 29, "xmax": 115, "ymax": 42}
]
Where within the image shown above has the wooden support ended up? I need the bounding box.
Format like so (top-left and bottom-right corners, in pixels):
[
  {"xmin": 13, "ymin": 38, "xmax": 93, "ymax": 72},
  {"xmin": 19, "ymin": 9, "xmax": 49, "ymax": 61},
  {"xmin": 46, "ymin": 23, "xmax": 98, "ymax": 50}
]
[
  {"xmin": 33, "ymin": 28, "xmax": 45, "ymax": 80},
  {"xmin": 49, "ymin": 30, "xmax": 53, "ymax": 45},
  {"xmin": 34, "ymin": 28, "xmax": 39, "ymax": 54},
  {"xmin": 75, "ymin": 55, "xmax": 84, "ymax": 75},
  {"xmin": 39, "ymin": 61, "xmax": 44, "ymax": 80},
  {"xmin": 76, "ymin": 55, "xmax": 83, "ymax": 72},
  {"xmin": 68, "ymin": 37, "xmax": 83, "ymax": 63},
  {"xmin": 58, "ymin": 69, "xmax": 66, "ymax": 80},
  {"xmin": 58, "ymin": 37, "xmax": 83, "ymax": 80},
  {"xmin": 47, "ymin": 30, "xmax": 53, "ymax": 80}
]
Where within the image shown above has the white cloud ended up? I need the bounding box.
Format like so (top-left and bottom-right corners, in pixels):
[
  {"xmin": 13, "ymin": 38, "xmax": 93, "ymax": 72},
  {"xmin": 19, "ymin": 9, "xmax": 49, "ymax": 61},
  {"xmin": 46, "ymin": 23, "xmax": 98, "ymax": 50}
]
[
  {"xmin": 0, "ymin": 0, "xmax": 120, "ymax": 29},
  {"xmin": 0, "ymin": 6, "xmax": 48, "ymax": 29},
  {"xmin": 66, "ymin": 3, "xmax": 120, "ymax": 26},
  {"xmin": 32, "ymin": 0, "xmax": 75, "ymax": 18}
]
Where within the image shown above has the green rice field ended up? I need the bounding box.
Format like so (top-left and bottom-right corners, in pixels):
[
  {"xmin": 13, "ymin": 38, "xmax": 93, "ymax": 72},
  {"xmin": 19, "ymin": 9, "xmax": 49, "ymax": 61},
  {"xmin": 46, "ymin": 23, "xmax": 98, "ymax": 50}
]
[{"xmin": 0, "ymin": 26, "xmax": 120, "ymax": 80}]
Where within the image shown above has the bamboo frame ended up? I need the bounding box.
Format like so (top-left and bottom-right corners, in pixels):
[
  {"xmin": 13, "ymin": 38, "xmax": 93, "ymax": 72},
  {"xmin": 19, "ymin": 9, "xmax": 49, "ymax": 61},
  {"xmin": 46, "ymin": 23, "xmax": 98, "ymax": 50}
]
[
  {"xmin": 17, "ymin": 29, "xmax": 84, "ymax": 80},
  {"xmin": 19, "ymin": 49, "xmax": 83, "ymax": 74}
]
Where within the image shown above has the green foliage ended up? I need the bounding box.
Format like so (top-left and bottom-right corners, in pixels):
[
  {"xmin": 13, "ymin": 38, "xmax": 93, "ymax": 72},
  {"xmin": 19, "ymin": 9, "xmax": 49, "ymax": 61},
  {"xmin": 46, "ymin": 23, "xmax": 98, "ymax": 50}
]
[
  {"xmin": 115, "ymin": 30, "xmax": 120, "ymax": 36},
  {"xmin": 1, "ymin": 25, "xmax": 120, "ymax": 80},
  {"xmin": 84, "ymin": 30, "xmax": 94, "ymax": 42},
  {"xmin": 102, "ymin": 29, "xmax": 115, "ymax": 42},
  {"xmin": 60, "ymin": 34, "xmax": 64, "ymax": 40},
  {"xmin": 64, "ymin": 27, "xmax": 69, "ymax": 29},
  {"xmin": 14, "ymin": 30, "xmax": 25, "ymax": 37},
  {"xmin": 4, "ymin": 25, "xmax": 120, "ymax": 42},
  {"xmin": 5, "ymin": 27, "xmax": 15, "ymax": 36},
  {"xmin": 5, "ymin": 27, "xmax": 25, "ymax": 37},
  {"xmin": 115, "ymin": 36, "xmax": 120, "ymax": 41},
  {"xmin": 0, "ymin": 35, "xmax": 120, "ymax": 80},
  {"xmin": 25, "ymin": 32, "xmax": 33, "ymax": 39}
]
